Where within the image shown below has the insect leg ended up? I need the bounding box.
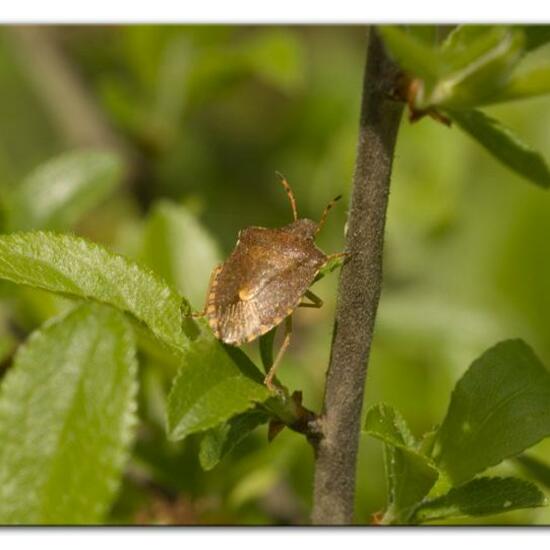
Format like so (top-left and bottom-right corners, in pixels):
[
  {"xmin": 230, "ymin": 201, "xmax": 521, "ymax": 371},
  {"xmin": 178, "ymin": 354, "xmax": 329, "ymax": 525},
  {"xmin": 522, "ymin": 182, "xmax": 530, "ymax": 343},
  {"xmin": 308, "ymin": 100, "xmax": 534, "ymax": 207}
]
[
  {"xmin": 275, "ymin": 171, "xmax": 298, "ymax": 221},
  {"xmin": 316, "ymin": 195, "xmax": 342, "ymax": 235},
  {"xmin": 326, "ymin": 251, "xmax": 350, "ymax": 263},
  {"xmin": 264, "ymin": 316, "xmax": 292, "ymax": 391},
  {"xmin": 299, "ymin": 290, "xmax": 323, "ymax": 308}
]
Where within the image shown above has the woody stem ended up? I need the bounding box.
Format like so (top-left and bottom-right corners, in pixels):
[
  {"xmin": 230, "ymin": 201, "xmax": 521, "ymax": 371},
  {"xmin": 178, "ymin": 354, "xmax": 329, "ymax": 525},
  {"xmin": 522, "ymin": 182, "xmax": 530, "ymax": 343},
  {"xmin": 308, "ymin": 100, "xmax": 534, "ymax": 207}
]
[{"xmin": 311, "ymin": 28, "xmax": 404, "ymax": 525}]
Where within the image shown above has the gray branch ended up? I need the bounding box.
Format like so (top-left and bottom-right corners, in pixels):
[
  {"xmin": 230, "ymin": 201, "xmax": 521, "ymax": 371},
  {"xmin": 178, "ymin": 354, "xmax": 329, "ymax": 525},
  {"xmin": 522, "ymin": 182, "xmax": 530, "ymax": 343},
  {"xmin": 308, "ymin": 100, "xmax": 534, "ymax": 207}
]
[{"xmin": 311, "ymin": 28, "xmax": 403, "ymax": 525}]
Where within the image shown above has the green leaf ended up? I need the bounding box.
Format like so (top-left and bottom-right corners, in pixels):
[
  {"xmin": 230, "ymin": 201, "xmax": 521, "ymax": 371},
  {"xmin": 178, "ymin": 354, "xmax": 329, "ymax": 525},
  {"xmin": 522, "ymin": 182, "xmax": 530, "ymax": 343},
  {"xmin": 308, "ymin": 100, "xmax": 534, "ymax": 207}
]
[
  {"xmin": 259, "ymin": 327, "xmax": 276, "ymax": 372},
  {"xmin": 447, "ymin": 109, "xmax": 550, "ymax": 188},
  {"xmin": 365, "ymin": 404, "xmax": 439, "ymax": 524},
  {"xmin": 434, "ymin": 339, "xmax": 550, "ymax": 485},
  {"xmin": 442, "ymin": 26, "xmax": 521, "ymax": 72},
  {"xmin": 492, "ymin": 47, "xmax": 550, "ymax": 102},
  {"xmin": 427, "ymin": 27, "xmax": 524, "ymax": 109},
  {"xmin": 7, "ymin": 150, "xmax": 124, "ymax": 232},
  {"xmin": 515, "ymin": 454, "xmax": 550, "ymax": 490},
  {"xmin": 380, "ymin": 26, "xmax": 525, "ymax": 111},
  {"xmin": 364, "ymin": 403, "xmax": 416, "ymax": 448},
  {"xmin": 412, "ymin": 477, "xmax": 546, "ymax": 523},
  {"xmin": 167, "ymin": 334, "xmax": 271, "ymax": 441},
  {"xmin": 0, "ymin": 304, "xmax": 137, "ymax": 524},
  {"xmin": 141, "ymin": 200, "xmax": 221, "ymax": 309},
  {"xmin": 441, "ymin": 25, "xmax": 489, "ymax": 55},
  {"xmin": 378, "ymin": 26, "xmax": 441, "ymax": 84},
  {"xmin": 314, "ymin": 253, "xmax": 346, "ymax": 283},
  {"xmin": 245, "ymin": 29, "xmax": 306, "ymax": 93},
  {"xmin": 0, "ymin": 231, "xmax": 192, "ymax": 351},
  {"xmin": 199, "ymin": 409, "xmax": 269, "ymax": 471},
  {"xmin": 383, "ymin": 445, "xmax": 440, "ymax": 524},
  {"xmin": 523, "ymin": 26, "xmax": 550, "ymax": 52},
  {"xmin": 403, "ymin": 25, "xmax": 440, "ymax": 47}
]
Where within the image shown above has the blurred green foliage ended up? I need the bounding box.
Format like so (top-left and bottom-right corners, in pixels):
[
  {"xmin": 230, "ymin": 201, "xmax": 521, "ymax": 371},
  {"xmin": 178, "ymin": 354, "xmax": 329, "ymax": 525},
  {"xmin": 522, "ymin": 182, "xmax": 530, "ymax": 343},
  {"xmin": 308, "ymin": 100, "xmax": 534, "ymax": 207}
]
[{"xmin": 0, "ymin": 25, "xmax": 550, "ymax": 525}]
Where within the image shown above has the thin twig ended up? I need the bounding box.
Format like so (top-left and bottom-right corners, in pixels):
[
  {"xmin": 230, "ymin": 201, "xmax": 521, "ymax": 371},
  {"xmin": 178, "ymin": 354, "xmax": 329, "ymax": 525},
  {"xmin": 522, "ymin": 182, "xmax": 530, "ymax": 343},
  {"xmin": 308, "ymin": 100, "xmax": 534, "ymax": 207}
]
[{"xmin": 311, "ymin": 28, "xmax": 404, "ymax": 525}]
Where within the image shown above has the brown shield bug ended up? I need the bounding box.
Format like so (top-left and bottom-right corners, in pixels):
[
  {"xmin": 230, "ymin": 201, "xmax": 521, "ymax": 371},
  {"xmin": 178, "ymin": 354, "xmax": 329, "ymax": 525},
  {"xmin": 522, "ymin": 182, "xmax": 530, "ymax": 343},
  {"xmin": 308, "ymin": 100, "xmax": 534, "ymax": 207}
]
[{"xmin": 196, "ymin": 174, "xmax": 345, "ymax": 390}]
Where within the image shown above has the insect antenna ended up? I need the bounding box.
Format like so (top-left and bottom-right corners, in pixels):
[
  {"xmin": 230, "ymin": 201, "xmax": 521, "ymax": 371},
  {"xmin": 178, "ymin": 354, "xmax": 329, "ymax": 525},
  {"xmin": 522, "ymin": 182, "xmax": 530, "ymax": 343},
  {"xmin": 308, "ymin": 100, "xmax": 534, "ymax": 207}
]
[
  {"xmin": 275, "ymin": 171, "xmax": 298, "ymax": 221},
  {"xmin": 317, "ymin": 194, "xmax": 342, "ymax": 234}
]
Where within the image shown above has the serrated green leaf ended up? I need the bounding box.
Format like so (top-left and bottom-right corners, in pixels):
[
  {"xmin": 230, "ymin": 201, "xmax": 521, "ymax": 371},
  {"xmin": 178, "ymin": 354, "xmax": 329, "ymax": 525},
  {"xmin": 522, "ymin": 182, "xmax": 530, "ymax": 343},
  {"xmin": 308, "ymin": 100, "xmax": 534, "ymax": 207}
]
[
  {"xmin": 167, "ymin": 333, "xmax": 271, "ymax": 441},
  {"xmin": 515, "ymin": 454, "xmax": 550, "ymax": 490},
  {"xmin": 412, "ymin": 477, "xmax": 546, "ymax": 523},
  {"xmin": 447, "ymin": 109, "xmax": 550, "ymax": 188},
  {"xmin": 523, "ymin": 26, "xmax": 550, "ymax": 52},
  {"xmin": 7, "ymin": 150, "xmax": 124, "ymax": 232},
  {"xmin": 427, "ymin": 27, "xmax": 524, "ymax": 109},
  {"xmin": 0, "ymin": 231, "xmax": 193, "ymax": 351},
  {"xmin": 364, "ymin": 403, "xmax": 416, "ymax": 448},
  {"xmin": 0, "ymin": 304, "xmax": 137, "ymax": 524},
  {"xmin": 434, "ymin": 339, "xmax": 550, "ymax": 485},
  {"xmin": 383, "ymin": 445, "xmax": 440, "ymax": 524},
  {"xmin": 378, "ymin": 26, "xmax": 441, "ymax": 84},
  {"xmin": 365, "ymin": 404, "xmax": 439, "ymax": 524},
  {"xmin": 199, "ymin": 409, "xmax": 269, "ymax": 471},
  {"xmin": 141, "ymin": 200, "xmax": 221, "ymax": 309}
]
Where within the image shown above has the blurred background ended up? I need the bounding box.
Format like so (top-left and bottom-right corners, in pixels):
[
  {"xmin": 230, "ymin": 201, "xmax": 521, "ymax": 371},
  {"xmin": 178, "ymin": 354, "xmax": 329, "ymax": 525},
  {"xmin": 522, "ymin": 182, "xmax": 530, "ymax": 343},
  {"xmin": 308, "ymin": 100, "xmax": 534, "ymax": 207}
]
[{"xmin": 0, "ymin": 25, "xmax": 550, "ymax": 525}]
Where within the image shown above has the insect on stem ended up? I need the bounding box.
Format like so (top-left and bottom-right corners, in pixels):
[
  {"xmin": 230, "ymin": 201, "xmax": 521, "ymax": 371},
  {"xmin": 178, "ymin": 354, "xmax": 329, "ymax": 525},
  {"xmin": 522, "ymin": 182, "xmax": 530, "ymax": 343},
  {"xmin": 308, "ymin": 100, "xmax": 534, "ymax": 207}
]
[
  {"xmin": 202, "ymin": 174, "xmax": 343, "ymax": 391},
  {"xmin": 275, "ymin": 171, "xmax": 298, "ymax": 222}
]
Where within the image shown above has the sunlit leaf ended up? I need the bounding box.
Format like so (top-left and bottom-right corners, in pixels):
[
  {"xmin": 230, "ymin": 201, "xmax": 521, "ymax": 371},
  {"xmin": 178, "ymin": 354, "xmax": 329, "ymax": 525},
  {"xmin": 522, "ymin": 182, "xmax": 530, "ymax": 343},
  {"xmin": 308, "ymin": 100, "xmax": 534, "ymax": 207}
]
[
  {"xmin": 142, "ymin": 200, "xmax": 221, "ymax": 309},
  {"xmin": 0, "ymin": 304, "xmax": 137, "ymax": 524},
  {"xmin": 447, "ymin": 108, "xmax": 550, "ymax": 188},
  {"xmin": 7, "ymin": 150, "xmax": 124, "ymax": 231},
  {"xmin": 0, "ymin": 231, "xmax": 192, "ymax": 351},
  {"xmin": 167, "ymin": 333, "xmax": 271, "ymax": 441},
  {"xmin": 378, "ymin": 26, "xmax": 441, "ymax": 84},
  {"xmin": 441, "ymin": 25, "xmax": 489, "ymax": 55},
  {"xmin": 381, "ymin": 25, "xmax": 525, "ymax": 110},
  {"xmin": 492, "ymin": 46, "xmax": 550, "ymax": 102},
  {"xmin": 427, "ymin": 27, "xmax": 524, "ymax": 108},
  {"xmin": 403, "ymin": 25, "xmax": 441, "ymax": 47},
  {"xmin": 245, "ymin": 29, "xmax": 306, "ymax": 93}
]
